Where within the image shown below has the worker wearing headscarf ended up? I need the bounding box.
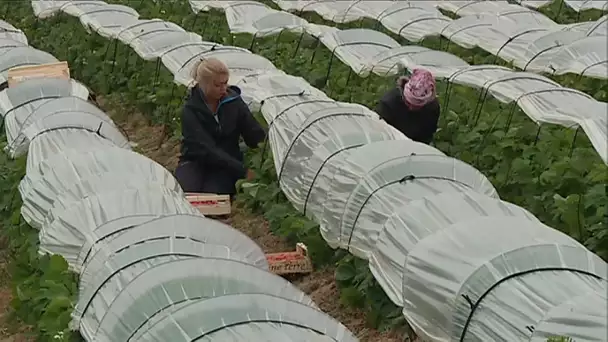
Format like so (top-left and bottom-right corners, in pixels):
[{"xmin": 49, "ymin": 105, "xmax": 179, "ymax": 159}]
[{"xmin": 376, "ymin": 69, "xmax": 440, "ymax": 144}]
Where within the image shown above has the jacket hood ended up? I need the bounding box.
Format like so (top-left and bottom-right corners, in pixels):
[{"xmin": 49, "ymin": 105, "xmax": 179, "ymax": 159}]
[{"xmin": 226, "ymin": 85, "xmax": 241, "ymax": 97}]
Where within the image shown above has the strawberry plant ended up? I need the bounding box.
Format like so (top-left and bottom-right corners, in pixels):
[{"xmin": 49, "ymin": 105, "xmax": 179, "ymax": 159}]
[{"xmin": 0, "ymin": 136, "xmax": 80, "ymax": 342}]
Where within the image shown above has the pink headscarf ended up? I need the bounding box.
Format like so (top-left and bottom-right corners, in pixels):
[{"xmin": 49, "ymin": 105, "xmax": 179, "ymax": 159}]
[{"xmin": 403, "ymin": 69, "xmax": 436, "ymax": 109}]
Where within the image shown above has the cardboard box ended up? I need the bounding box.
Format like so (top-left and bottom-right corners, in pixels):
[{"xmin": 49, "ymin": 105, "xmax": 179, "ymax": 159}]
[
  {"xmin": 266, "ymin": 243, "xmax": 313, "ymax": 275},
  {"xmin": 185, "ymin": 193, "xmax": 231, "ymax": 216},
  {"xmin": 8, "ymin": 61, "xmax": 70, "ymax": 87}
]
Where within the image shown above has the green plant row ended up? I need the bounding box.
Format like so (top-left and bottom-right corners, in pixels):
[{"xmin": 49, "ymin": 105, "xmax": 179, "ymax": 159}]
[
  {"xmin": 0, "ymin": 3, "xmax": 92, "ymax": 341},
  {"xmin": 255, "ymin": 0, "xmax": 608, "ymax": 102},
  {"xmin": 0, "ymin": 136, "xmax": 80, "ymax": 342}
]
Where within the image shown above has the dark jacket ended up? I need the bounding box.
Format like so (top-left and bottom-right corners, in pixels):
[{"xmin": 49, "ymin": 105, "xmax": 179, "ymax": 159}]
[
  {"xmin": 179, "ymin": 85, "xmax": 265, "ymax": 191},
  {"xmin": 376, "ymin": 84, "xmax": 440, "ymax": 145}
]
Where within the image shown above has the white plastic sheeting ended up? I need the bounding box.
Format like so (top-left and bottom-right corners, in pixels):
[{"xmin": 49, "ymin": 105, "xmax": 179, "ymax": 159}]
[
  {"xmin": 0, "ymin": 37, "xmax": 26, "ymax": 56},
  {"xmin": 368, "ymin": 190, "xmax": 539, "ymax": 305},
  {"xmin": 130, "ymin": 30, "xmax": 205, "ymax": 60},
  {"xmin": 25, "ymin": 128, "xmax": 117, "ymax": 174},
  {"xmin": 78, "ymin": 4, "xmax": 139, "ymax": 39},
  {"xmin": 115, "ymin": 19, "xmax": 185, "ymax": 46},
  {"xmin": 0, "ymin": 19, "xmax": 28, "ymax": 44},
  {"xmin": 564, "ymin": 14, "xmax": 608, "ymax": 35},
  {"xmin": 131, "ymin": 293, "xmax": 353, "ymax": 342},
  {"xmin": 31, "ymin": 1, "xmax": 106, "ymax": 19},
  {"xmin": 190, "ymin": 0, "xmax": 308, "ymax": 37},
  {"xmin": 554, "ymin": 0, "xmax": 608, "ymax": 12},
  {"xmin": 0, "ymin": 87, "xmax": 90, "ymax": 123},
  {"xmin": 447, "ymin": 67, "xmax": 607, "ymax": 164},
  {"xmin": 317, "ymin": 28, "xmax": 401, "ymax": 75},
  {"xmin": 0, "ymin": 45, "xmax": 58, "ymax": 83},
  {"xmin": 0, "ymin": 79, "xmax": 129, "ymax": 157},
  {"xmin": 402, "ymin": 216, "xmax": 606, "ymax": 341},
  {"xmin": 272, "ymin": 102, "xmax": 408, "ymax": 210},
  {"xmin": 76, "ymin": 214, "xmax": 269, "ymax": 277},
  {"xmin": 528, "ymin": 281, "xmax": 608, "ymax": 342},
  {"xmin": 80, "ymin": 258, "xmax": 318, "ymax": 341},
  {"xmin": 172, "ymin": 48, "xmax": 276, "ymax": 86},
  {"xmin": 19, "ymin": 147, "xmax": 181, "ymax": 229},
  {"xmin": 31, "ymin": 2, "xmax": 608, "ymax": 342},
  {"xmin": 3, "ymin": 17, "xmax": 355, "ymax": 342},
  {"xmin": 188, "ymin": 2, "xmax": 608, "ymax": 164},
  {"xmin": 38, "ymin": 184, "xmax": 199, "ymax": 266},
  {"xmin": 266, "ymin": 1, "xmax": 608, "ymax": 76}
]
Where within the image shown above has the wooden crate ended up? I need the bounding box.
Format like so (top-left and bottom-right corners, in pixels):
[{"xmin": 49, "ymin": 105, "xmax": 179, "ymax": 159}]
[
  {"xmin": 185, "ymin": 193, "xmax": 231, "ymax": 216},
  {"xmin": 8, "ymin": 61, "xmax": 70, "ymax": 87},
  {"xmin": 266, "ymin": 243, "xmax": 313, "ymax": 275}
]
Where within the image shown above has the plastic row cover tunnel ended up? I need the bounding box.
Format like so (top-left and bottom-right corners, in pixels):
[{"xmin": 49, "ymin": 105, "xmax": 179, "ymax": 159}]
[
  {"xmin": 238, "ymin": 53, "xmax": 608, "ymax": 342},
  {"xmin": 188, "ymin": 1, "xmax": 608, "ymax": 165},
  {"xmin": 515, "ymin": 0, "xmax": 608, "ymax": 12},
  {"xmin": 0, "ymin": 18, "xmax": 357, "ymax": 342},
  {"xmin": 31, "ymin": 2, "xmax": 608, "ymax": 342},
  {"xmin": 191, "ymin": 1, "xmax": 608, "ymax": 79}
]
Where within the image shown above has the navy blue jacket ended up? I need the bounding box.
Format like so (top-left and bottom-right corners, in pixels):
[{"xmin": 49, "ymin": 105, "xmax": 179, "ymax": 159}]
[{"xmin": 179, "ymin": 85, "xmax": 265, "ymax": 182}]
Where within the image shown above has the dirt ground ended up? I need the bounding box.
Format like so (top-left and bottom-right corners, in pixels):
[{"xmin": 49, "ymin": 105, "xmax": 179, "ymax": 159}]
[{"xmin": 101, "ymin": 97, "xmax": 410, "ymax": 342}]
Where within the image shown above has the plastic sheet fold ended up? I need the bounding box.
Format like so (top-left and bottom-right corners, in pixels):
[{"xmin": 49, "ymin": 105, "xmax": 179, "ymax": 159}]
[
  {"xmin": 39, "ymin": 185, "xmax": 199, "ymax": 266},
  {"xmin": 131, "ymin": 293, "xmax": 358, "ymax": 342},
  {"xmin": 85, "ymin": 257, "xmax": 319, "ymax": 342}
]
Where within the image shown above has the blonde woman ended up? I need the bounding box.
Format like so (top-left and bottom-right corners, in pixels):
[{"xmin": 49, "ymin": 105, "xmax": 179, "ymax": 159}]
[{"xmin": 175, "ymin": 58, "xmax": 265, "ymax": 196}]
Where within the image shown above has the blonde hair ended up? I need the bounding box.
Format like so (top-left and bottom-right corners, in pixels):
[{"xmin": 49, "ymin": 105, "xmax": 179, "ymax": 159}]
[{"xmin": 191, "ymin": 57, "xmax": 229, "ymax": 85}]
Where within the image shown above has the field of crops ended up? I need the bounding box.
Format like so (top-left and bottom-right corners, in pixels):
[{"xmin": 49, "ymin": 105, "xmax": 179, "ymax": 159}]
[{"xmin": 0, "ymin": 0, "xmax": 607, "ymax": 342}]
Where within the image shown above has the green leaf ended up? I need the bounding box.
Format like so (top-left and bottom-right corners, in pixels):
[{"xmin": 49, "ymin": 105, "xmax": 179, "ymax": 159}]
[
  {"xmin": 335, "ymin": 262, "xmax": 356, "ymax": 282},
  {"xmin": 339, "ymin": 286, "xmax": 364, "ymax": 308}
]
